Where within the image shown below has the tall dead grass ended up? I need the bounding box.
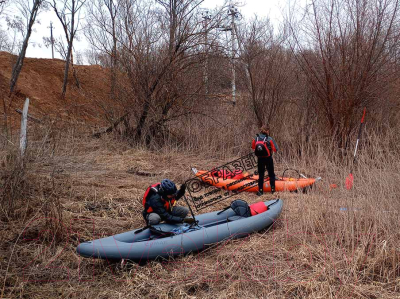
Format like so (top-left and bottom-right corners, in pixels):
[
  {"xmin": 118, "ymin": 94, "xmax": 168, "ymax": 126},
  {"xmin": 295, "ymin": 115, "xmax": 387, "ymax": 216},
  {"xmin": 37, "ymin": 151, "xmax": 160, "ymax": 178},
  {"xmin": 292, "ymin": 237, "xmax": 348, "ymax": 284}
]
[{"xmin": 1, "ymin": 114, "xmax": 400, "ymax": 298}]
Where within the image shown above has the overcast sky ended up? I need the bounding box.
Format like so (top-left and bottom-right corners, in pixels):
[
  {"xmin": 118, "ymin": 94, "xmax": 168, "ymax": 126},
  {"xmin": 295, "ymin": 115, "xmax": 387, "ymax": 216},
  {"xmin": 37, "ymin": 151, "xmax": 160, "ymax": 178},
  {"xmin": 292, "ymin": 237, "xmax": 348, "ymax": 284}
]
[{"xmin": 17, "ymin": 0, "xmax": 287, "ymax": 61}]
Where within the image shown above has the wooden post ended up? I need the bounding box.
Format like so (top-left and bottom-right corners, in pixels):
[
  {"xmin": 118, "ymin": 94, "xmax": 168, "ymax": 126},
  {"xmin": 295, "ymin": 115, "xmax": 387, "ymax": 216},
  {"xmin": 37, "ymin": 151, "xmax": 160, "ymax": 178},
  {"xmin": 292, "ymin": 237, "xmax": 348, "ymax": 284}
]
[{"xmin": 20, "ymin": 98, "xmax": 29, "ymax": 157}]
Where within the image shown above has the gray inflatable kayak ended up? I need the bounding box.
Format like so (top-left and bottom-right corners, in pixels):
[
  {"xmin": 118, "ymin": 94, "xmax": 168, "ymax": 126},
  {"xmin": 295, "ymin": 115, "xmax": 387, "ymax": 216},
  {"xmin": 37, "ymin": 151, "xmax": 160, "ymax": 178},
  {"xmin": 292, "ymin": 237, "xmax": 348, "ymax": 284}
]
[{"xmin": 76, "ymin": 199, "xmax": 283, "ymax": 261}]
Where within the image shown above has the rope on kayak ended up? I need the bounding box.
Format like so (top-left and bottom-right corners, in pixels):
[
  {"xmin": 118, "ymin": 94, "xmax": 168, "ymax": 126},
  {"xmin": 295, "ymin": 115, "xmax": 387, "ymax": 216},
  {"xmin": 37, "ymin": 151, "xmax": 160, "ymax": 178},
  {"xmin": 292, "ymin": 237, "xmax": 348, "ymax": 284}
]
[{"xmin": 282, "ymin": 168, "xmax": 306, "ymax": 179}]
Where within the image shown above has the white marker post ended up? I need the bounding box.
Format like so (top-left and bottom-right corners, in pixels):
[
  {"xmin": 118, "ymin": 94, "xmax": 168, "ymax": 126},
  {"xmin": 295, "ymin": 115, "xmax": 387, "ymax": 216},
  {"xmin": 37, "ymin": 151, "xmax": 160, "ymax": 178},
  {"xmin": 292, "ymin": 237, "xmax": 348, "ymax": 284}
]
[{"xmin": 20, "ymin": 98, "xmax": 29, "ymax": 157}]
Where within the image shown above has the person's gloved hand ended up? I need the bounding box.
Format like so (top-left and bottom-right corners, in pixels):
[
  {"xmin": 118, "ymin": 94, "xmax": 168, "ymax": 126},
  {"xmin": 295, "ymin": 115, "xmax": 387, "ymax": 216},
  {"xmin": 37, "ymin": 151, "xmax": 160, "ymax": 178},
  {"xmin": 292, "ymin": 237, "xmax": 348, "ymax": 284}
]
[
  {"xmin": 183, "ymin": 217, "xmax": 195, "ymax": 224},
  {"xmin": 179, "ymin": 183, "xmax": 186, "ymax": 193}
]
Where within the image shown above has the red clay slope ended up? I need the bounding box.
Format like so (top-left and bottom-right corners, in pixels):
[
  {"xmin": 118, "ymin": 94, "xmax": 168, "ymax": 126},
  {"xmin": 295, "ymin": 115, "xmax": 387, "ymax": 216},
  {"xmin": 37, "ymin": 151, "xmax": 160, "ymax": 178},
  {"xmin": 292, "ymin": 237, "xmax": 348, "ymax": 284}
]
[{"xmin": 0, "ymin": 51, "xmax": 112, "ymax": 127}]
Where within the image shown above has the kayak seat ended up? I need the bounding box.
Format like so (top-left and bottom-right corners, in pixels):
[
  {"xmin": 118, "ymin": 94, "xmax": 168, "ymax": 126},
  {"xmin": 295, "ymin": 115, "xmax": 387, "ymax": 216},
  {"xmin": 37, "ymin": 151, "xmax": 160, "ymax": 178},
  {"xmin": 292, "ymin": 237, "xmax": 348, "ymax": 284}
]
[
  {"xmin": 231, "ymin": 199, "xmax": 252, "ymax": 217},
  {"xmin": 217, "ymin": 199, "xmax": 252, "ymax": 218}
]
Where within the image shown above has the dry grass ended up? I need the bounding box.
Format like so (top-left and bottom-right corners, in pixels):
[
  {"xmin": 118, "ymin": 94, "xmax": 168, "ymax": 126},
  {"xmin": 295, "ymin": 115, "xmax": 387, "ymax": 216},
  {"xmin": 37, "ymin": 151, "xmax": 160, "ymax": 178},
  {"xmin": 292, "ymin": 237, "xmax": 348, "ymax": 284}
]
[{"xmin": 1, "ymin": 122, "xmax": 400, "ymax": 299}]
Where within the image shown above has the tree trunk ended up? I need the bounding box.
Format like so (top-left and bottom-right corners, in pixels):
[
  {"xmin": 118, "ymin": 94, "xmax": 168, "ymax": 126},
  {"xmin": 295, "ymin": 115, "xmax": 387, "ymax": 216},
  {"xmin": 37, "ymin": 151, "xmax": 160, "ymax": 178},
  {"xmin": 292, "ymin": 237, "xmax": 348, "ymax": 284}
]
[
  {"xmin": 110, "ymin": 16, "xmax": 117, "ymax": 99},
  {"xmin": 61, "ymin": 43, "xmax": 73, "ymax": 98},
  {"xmin": 70, "ymin": 52, "xmax": 80, "ymax": 88},
  {"xmin": 135, "ymin": 99, "xmax": 150, "ymax": 140},
  {"xmin": 72, "ymin": 64, "xmax": 80, "ymax": 88},
  {"xmin": 2, "ymin": 95, "xmax": 8, "ymax": 138},
  {"xmin": 9, "ymin": 0, "xmax": 41, "ymax": 95},
  {"xmin": 111, "ymin": 41, "xmax": 117, "ymax": 99},
  {"xmin": 60, "ymin": 0, "xmax": 76, "ymax": 99}
]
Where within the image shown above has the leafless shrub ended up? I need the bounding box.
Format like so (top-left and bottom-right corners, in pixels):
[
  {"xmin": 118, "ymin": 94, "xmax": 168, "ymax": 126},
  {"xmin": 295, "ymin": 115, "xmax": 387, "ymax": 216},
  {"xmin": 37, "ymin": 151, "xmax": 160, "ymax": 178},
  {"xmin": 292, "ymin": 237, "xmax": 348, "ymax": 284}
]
[
  {"xmin": 84, "ymin": 0, "xmax": 236, "ymax": 147},
  {"xmin": 288, "ymin": 0, "xmax": 400, "ymax": 150},
  {"xmin": 236, "ymin": 17, "xmax": 293, "ymax": 129},
  {"xmin": 0, "ymin": 122, "xmax": 67, "ymax": 229}
]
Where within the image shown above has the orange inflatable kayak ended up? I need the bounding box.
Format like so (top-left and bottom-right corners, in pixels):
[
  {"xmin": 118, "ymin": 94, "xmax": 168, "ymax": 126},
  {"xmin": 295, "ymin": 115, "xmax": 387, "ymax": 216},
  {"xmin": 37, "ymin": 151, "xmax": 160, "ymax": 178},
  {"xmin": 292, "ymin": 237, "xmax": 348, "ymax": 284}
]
[{"xmin": 192, "ymin": 168, "xmax": 321, "ymax": 193}]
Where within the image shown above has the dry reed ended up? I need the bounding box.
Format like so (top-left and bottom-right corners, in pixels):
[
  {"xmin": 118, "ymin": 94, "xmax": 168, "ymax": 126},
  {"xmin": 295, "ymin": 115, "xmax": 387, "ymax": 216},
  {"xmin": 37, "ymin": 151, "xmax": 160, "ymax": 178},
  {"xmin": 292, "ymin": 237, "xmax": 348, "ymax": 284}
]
[{"xmin": 1, "ymin": 117, "xmax": 399, "ymax": 299}]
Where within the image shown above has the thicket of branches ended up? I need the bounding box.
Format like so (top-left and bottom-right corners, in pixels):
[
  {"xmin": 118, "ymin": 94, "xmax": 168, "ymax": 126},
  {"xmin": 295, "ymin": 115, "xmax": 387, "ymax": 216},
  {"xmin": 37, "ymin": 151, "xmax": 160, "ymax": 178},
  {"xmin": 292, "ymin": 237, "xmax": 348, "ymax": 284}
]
[
  {"xmin": 82, "ymin": 0, "xmax": 400, "ymax": 154},
  {"xmin": 1, "ymin": 0, "xmax": 400, "ymax": 154},
  {"xmin": 288, "ymin": 0, "xmax": 400, "ymax": 149},
  {"xmin": 85, "ymin": 0, "xmax": 231, "ymax": 145}
]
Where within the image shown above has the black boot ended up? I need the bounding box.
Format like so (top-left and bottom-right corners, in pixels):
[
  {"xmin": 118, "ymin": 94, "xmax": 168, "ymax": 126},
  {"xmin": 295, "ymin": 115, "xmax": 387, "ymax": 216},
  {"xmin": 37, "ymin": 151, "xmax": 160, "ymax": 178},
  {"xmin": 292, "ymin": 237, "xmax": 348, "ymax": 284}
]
[
  {"xmin": 271, "ymin": 186, "xmax": 275, "ymax": 194},
  {"xmin": 256, "ymin": 190, "xmax": 263, "ymax": 196}
]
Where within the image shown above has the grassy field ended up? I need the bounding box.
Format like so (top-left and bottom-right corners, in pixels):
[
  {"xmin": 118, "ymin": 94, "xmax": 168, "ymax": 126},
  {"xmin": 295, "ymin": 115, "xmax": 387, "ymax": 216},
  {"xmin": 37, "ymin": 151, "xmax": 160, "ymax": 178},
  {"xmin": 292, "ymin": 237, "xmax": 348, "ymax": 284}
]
[{"xmin": 1, "ymin": 123, "xmax": 399, "ymax": 298}]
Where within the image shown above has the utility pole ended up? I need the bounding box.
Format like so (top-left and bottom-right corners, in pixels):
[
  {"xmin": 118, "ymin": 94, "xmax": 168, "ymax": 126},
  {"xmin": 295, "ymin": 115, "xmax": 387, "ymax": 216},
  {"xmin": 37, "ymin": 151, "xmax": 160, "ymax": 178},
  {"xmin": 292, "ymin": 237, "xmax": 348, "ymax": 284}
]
[
  {"xmin": 232, "ymin": 21, "xmax": 251, "ymax": 84},
  {"xmin": 48, "ymin": 21, "xmax": 54, "ymax": 59},
  {"xmin": 202, "ymin": 10, "xmax": 211, "ymax": 95},
  {"xmin": 227, "ymin": 4, "xmax": 239, "ymax": 106}
]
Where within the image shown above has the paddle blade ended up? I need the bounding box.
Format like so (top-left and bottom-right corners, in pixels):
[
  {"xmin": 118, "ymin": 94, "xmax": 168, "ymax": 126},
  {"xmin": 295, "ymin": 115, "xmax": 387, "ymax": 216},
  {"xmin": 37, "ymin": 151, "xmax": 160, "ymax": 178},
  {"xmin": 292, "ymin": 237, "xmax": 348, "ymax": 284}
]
[{"xmin": 345, "ymin": 173, "xmax": 354, "ymax": 190}]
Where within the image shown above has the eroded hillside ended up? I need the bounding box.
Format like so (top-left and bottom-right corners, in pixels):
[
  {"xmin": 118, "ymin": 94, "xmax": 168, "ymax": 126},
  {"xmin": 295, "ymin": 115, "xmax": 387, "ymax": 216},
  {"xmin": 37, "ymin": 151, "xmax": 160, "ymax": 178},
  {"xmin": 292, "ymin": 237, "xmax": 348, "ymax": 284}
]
[{"xmin": 0, "ymin": 51, "xmax": 112, "ymax": 127}]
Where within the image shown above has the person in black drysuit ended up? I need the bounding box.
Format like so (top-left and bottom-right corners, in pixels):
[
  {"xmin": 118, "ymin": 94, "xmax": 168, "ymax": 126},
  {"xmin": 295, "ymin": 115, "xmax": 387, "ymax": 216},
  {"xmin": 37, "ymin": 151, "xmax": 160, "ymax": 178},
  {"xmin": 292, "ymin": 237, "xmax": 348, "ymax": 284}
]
[
  {"xmin": 142, "ymin": 179, "xmax": 194, "ymax": 225},
  {"xmin": 251, "ymin": 125, "xmax": 279, "ymax": 196}
]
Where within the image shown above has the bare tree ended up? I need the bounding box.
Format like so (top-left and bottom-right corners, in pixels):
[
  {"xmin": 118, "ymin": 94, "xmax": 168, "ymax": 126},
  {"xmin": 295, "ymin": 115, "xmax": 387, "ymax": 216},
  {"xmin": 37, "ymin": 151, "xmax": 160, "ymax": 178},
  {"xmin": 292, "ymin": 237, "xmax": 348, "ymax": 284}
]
[
  {"xmin": 85, "ymin": 0, "xmax": 119, "ymax": 100},
  {"xmin": 42, "ymin": 35, "xmax": 68, "ymax": 58},
  {"xmin": 0, "ymin": 27, "xmax": 11, "ymax": 51},
  {"xmin": 288, "ymin": 0, "xmax": 400, "ymax": 149},
  {"xmin": 236, "ymin": 17, "xmax": 291, "ymax": 128},
  {"xmin": 9, "ymin": 0, "xmax": 45, "ymax": 95},
  {"xmin": 51, "ymin": 0, "xmax": 86, "ymax": 98},
  {"xmin": 4, "ymin": 16, "xmax": 24, "ymax": 54},
  {"xmin": 125, "ymin": 0, "xmax": 220, "ymax": 144},
  {"xmin": 84, "ymin": 48, "xmax": 109, "ymax": 66},
  {"xmin": 0, "ymin": 0, "xmax": 8, "ymax": 15},
  {"xmin": 75, "ymin": 50, "xmax": 84, "ymax": 64},
  {"xmin": 87, "ymin": 0, "xmax": 227, "ymax": 144}
]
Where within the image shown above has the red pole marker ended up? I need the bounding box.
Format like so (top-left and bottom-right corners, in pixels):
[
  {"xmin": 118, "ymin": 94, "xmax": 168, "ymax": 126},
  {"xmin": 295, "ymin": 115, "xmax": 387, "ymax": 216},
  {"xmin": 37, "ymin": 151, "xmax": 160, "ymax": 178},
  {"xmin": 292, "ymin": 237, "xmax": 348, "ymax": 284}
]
[{"xmin": 346, "ymin": 108, "xmax": 366, "ymax": 190}]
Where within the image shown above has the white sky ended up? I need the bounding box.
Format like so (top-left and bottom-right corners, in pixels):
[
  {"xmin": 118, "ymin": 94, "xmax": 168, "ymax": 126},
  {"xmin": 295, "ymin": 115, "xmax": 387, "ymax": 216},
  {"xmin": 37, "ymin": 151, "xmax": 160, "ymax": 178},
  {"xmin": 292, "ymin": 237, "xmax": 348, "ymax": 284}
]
[{"xmin": 4, "ymin": 0, "xmax": 287, "ymax": 60}]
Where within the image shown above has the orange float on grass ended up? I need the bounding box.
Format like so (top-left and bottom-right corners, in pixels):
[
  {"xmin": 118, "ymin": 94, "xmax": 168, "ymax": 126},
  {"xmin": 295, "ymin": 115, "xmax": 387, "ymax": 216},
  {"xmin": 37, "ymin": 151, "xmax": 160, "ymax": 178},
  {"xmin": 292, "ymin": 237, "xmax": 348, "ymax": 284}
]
[{"xmin": 192, "ymin": 168, "xmax": 321, "ymax": 193}]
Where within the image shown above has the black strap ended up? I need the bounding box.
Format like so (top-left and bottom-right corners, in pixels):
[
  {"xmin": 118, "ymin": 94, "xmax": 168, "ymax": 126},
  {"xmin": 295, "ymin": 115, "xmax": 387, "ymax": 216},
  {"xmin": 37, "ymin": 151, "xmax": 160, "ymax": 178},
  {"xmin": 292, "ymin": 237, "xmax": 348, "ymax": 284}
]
[
  {"xmin": 267, "ymin": 199, "xmax": 280, "ymax": 208},
  {"xmin": 149, "ymin": 226, "xmax": 175, "ymax": 237},
  {"xmin": 134, "ymin": 225, "xmax": 151, "ymax": 234},
  {"xmin": 217, "ymin": 206, "xmax": 231, "ymax": 215}
]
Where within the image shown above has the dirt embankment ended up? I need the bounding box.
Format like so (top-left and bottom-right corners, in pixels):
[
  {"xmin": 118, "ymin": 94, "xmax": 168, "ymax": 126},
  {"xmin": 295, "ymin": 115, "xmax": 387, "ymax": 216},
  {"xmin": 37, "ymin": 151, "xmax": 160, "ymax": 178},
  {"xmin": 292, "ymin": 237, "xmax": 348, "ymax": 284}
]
[{"xmin": 0, "ymin": 51, "xmax": 112, "ymax": 127}]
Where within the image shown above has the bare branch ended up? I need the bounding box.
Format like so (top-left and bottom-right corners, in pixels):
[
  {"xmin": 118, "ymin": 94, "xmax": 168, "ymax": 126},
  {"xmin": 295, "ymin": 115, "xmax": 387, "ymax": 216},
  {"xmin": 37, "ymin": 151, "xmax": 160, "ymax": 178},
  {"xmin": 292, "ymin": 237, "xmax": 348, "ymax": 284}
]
[{"xmin": 51, "ymin": 0, "xmax": 86, "ymax": 97}]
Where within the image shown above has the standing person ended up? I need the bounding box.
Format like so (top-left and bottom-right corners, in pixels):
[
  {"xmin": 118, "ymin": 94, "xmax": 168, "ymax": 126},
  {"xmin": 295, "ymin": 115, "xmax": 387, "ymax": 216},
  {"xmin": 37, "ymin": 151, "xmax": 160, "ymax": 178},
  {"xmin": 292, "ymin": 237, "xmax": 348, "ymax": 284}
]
[
  {"xmin": 142, "ymin": 179, "xmax": 195, "ymax": 225},
  {"xmin": 251, "ymin": 125, "xmax": 279, "ymax": 196}
]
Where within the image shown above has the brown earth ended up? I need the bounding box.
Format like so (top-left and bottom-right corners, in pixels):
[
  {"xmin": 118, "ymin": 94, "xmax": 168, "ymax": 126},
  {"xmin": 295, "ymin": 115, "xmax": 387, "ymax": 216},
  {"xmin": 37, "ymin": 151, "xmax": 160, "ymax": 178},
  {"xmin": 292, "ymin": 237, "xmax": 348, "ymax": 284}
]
[{"xmin": 0, "ymin": 51, "xmax": 111, "ymax": 128}]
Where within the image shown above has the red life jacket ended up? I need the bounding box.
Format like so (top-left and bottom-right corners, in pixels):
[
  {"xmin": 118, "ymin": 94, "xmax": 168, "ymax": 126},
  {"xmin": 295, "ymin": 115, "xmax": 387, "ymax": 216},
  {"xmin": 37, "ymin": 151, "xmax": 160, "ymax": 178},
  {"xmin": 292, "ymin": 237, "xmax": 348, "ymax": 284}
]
[
  {"xmin": 249, "ymin": 202, "xmax": 268, "ymax": 216},
  {"xmin": 142, "ymin": 183, "xmax": 176, "ymax": 213}
]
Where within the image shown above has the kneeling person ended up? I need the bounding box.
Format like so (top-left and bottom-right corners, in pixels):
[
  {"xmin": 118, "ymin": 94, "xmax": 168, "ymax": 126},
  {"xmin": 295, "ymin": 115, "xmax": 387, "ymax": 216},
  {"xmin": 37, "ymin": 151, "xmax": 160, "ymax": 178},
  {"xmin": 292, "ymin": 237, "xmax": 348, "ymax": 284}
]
[{"xmin": 142, "ymin": 179, "xmax": 194, "ymax": 225}]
